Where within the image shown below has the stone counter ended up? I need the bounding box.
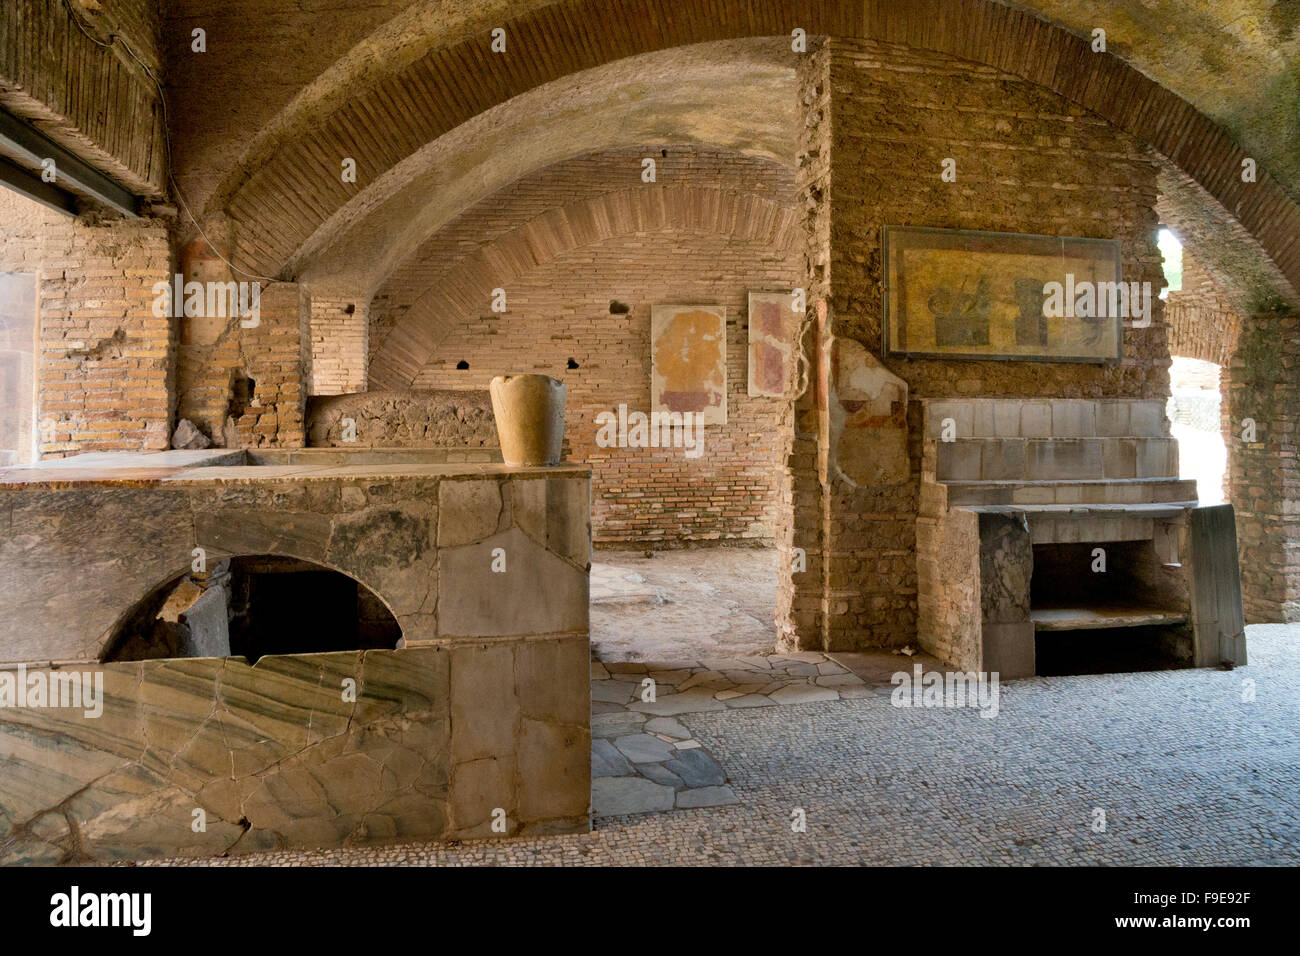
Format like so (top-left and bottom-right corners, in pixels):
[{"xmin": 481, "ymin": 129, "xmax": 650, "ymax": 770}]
[
  {"xmin": 0, "ymin": 452, "xmax": 590, "ymax": 661},
  {"xmin": 0, "ymin": 451, "xmax": 592, "ymax": 862}
]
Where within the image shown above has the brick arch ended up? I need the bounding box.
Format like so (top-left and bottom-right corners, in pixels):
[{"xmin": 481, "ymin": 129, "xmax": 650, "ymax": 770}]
[
  {"xmin": 289, "ymin": 40, "xmax": 799, "ymax": 294},
  {"xmin": 1165, "ymin": 304, "xmax": 1239, "ymax": 368},
  {"xmin": 216, "ymin": 0, "xmax": 1300, "ymax": 299},
  {"xmin": 366, "ymin": 183, "xmax": 799, "ymax": 389},
  {"xmin": 1165, "ymin": 271, "xmax": 1241, "ymax": 368}
]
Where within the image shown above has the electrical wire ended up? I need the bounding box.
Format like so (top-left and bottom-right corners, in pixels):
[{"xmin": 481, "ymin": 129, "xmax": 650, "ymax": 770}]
[{"xmin": 58, "ymin": 0, "xmax": 281, "ymax": 284}]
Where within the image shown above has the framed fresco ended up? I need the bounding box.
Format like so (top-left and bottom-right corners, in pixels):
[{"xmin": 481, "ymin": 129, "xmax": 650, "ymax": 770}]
[
  {"xmin": 882, "ymin": 226, "xmax": 1124, "ymax": 363},
  {"xmin": 747, "ymin": 291, "xmax": 800, "ymax": 399},
  {"xmin": 650, "ymin": 304, "xmax": 727, "ymax": 425}
]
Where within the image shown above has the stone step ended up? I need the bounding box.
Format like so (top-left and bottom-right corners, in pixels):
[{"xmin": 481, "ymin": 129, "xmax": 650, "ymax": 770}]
[
  {"xmin": 922, "ymin": 398, "xmax": 1169, "ymax": 440},
  {"xmin": 943, "ymin": 477, "xmax": 1198, "ymax": 506},
  {"xmin": 933, "ymin": 437, "xmax": 1179, "ymax": 482}
]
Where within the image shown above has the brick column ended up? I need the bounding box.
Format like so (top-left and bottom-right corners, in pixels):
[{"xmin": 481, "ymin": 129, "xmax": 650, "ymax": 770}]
[
  {"xmin": 776, "ymin": 315, "xmax": 826, "ymax": 649},
  {"xmin": 175, "ymin": 227, "xmax": 309, "ymax": 448},
  {"xmin": 788, "ymin": 36, "xmax": 1168, "ymax": 652},
  {"xmin": 1227, "ymin": 305, "xmax": 1300, "ymax": 622}
]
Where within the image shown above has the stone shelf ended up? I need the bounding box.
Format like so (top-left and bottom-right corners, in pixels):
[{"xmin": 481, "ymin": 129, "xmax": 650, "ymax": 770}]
[
  {"xmin": 1030, "ymin": 606, "xmax": 1189, "ymax": 632},
  {"xmin": 970, "ymin": 502, "xmax": 1196, "ymax": 516},
  {"xmin": 945, "ymin": 478, "xmax": 1199, "ymax": 507}
]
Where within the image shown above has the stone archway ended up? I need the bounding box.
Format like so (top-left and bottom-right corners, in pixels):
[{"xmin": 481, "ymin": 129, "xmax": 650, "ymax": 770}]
[{"xmin": 1156, "ymin": 211, "xmax": 1300, "ymax": 623}]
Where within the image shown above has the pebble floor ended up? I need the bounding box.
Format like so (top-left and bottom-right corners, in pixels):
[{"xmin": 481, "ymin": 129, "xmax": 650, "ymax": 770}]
[{"xmin": 138, "ymin": 624, "xmax": 1300, "ymax": 866}]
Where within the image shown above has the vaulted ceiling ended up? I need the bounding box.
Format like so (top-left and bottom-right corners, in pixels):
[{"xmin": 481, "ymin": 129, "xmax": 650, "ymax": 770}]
[{"xmin": 158, "ymin": 0, "xmax": 1300, "ymax": 300}]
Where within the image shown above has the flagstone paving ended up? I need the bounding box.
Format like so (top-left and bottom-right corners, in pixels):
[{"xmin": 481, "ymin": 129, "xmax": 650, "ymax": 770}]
[
  {"xmin": 590, "ymin": 651, "xmax": 878, "ymax": 714},
  {"xmin": 588, "ymin": 651, "xmax": 878, "ymax": 815},
  {"xmin": 138, "ymin": 625, "xmax": 1300, "ymax": 866}
]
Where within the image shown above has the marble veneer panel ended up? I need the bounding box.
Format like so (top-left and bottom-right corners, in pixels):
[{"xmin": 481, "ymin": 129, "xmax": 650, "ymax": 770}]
[{"xmin": 0, "ymin": 638, "xmax": 591, "ymax": 862}]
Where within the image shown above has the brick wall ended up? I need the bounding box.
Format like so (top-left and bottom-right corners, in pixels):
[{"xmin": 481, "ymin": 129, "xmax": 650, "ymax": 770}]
[
  {"xmin": 1159, "ymin": 253, "xmax": 1291, "ymax": 619},
  {"xmin": 796, "ymin": 38, "xmax": 1169, "ymax": 650},
  {"xmin": 174, "ymin": 274, "xmax": 306, "ymax": 448},
  {"xmin": 1154, "ymin": 215, "xmax": 1294, "ymax": 622},
  {"xmin": 1228, "ymin": 304, "xmax": 1300, "ymax": 623},
  {"xmin": 0, "ymin": 187, "xmax": 308, "ymax": 459},
  {"xmin": 231, "ymin": 284, "xmax": 307, "ymax": 447},
  {"xmin": 307, "ymin": 292, "xmax": 367, "ymax": 395},
  {"xmin": 0, "ymin": 189, "xmax": 172, "ymax": 458},
  {"xmin": 413, "ymin": 231, "xmax": 798, "ymax": 545},
  {"xmin": 370, "ymin": 146, "xmax": 798, "ymax": 376},
  {"xmin": 367, "ymin": 146, "xmax": 801, "ymax": 546}
]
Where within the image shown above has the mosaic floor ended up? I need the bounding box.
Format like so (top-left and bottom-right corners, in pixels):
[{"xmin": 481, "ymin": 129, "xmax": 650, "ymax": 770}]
[{"xmin": 140, "ymin": 624, "xmax": 1300, "ymax": 867}]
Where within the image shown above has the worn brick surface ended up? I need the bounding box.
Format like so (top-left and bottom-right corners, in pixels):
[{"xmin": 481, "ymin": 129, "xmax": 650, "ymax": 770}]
[
  {"xmin": 793, "ymin": 38, "xmax": 1171, "ymax": 651},
  {"xmin": 366, "ymin": 147, "xmax": 801, "ymax": 546},
  {"xmin": 0, "ymin": 190, "xmax": 172, "ymax": 458}
]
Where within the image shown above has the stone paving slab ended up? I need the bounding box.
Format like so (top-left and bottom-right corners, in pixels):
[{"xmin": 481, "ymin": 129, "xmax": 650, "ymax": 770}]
[
  {"xmin": 586, "ymin": 651, "xmax": 876, "ymax": 819},
  {"xmin": 613, "ymin": 734, "xmax": 676, "ymax": 763},
  {"xmin": 592, "ymin": 777, "xmax": 675, "ymax": 815},
  {"xmin": 591, "ymin": 738, "xmax": 634, "ymax": 777},
  {"xmin": 644, "ymin": 717, "xmax": 691, "ymax": 739},
  {"xmin": 663, "ymin": 748, "xmax": 726, "ymax": 788},
  {"xmin": 768, "ymin": 684, "xmax": 840, "ymax": 705},
  {"xmin": 628, "ymin": 688, "xmax": 727, "ymax": 716},
  {"xmin": 639, "ymin": 763, "xmax": 684, "ymax": 787},
  {"xmin": 601, "ymin": 651, "xmax": 872, "ymax": 716},
  {"xmin": 676, "ymin": 785, "xmax": 740, "ymax": 809},
  {"xmin": 591, "ymin": 712, "xmax": 646, "ymax": 737}
]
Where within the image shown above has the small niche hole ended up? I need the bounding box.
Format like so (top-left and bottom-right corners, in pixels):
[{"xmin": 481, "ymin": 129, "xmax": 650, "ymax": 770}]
[{"xmin": 228, "ymin": 370, "xmax": 256, "ymax": 420}]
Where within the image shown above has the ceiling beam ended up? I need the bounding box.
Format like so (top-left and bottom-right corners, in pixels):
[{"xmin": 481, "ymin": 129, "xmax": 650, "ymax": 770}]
[
  {"xmin": 0, "ymin": 154, "xmax": 78, "ymax": 216},
  {"xmin": 0, "ymin": 109, "xmax": 142, "ymax": 217}
]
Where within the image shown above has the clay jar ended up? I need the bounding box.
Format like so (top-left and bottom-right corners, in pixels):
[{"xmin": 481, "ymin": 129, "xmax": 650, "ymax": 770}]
[{"xmin": 488, "ymin": 374, "xmax": 567, "ymax": 466}]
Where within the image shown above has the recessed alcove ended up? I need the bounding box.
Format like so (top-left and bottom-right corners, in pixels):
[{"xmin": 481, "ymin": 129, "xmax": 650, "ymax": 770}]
[
  {"xmin": 102, "ymin": 555, "xmax": 402, "ymax": 664},
  {"xmin": 1029, "ymin": 541, "xmax": 1193, "ymax": 675}
]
